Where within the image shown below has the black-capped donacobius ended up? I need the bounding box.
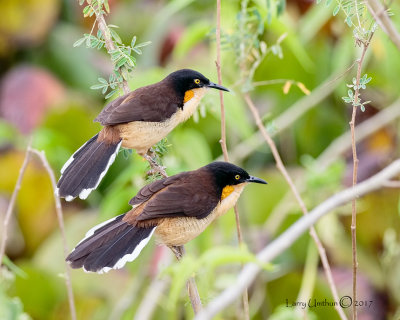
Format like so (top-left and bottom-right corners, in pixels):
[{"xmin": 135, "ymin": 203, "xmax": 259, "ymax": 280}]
[
  {"xmin": 56, "ymin": 69, "xmax": 229, "ymax": 201},
  {"xmin": 66, "ymin": 162, "xmax": 267, "ymax": 273}
]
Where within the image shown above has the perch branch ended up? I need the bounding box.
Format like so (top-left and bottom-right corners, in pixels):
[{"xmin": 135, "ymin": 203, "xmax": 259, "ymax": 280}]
[
  {"xmin": 243, "ymin": 93, "xmax": 347, "ymax": 320},
  {"xmin": 195, "ymin": 158, "xmax": 400, "ymax": 320},
  {"xmin": 95, "ymin": 9, "xmax": 163, "ymax": 175},
  {"xmin": 366, "ymin": 0, "xmax": 400, "ymax": 51},
  {"xmin": 349, "ymin": 33, "xmax": 373, "ymax": 320},
  {"xmin": 263, "ymin": 97, "xmax": 400, "ymax": 241},
  {"xmin": 318, "ymin": 97, "xmax": 400, "ymax": 169},
  {"xmin": 0, "ymin": 138, "xmax": 32, "ymax": 266},
  {"xmin": 215, "ymin": 0, "xmax": 249, "ymax": 317},
  {"xmin": 96, "ymin": 15, "xmax": 130, "ymax": 94},
  {"xmin": 29, "ymin": 149, "xmax": 77, "ymax": 320}
]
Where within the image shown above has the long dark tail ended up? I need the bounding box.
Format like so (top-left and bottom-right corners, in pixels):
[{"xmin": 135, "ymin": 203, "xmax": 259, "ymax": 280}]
[
  {"xmin": 56, "ymin": 134, "xmax": 122, "ymax": 201},
  {"xmin": 66, "ymin": 214, "xmax": 156, "ymax": 273}
]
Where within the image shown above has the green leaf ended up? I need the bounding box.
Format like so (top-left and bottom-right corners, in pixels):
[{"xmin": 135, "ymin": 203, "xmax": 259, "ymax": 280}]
[
  {"xmin": 82, "ymin": 5, "xmax": 91, "ymax": 15},
  {"xmin": 104, "ymin": 0, "xmax": 110, "ymax": 13},
  {"xmin": 347, "ymin": 89, "xmax": 353, "ymax": 98},
  {"xmin": 105, "ymin": 89, "xmax": 118, "ymax": 99},
  {"xmin": 109, "ymin": 28, "xmax": 122, "ymax": 44},
  {"xmin": 333, "ymin": 5, "xmax": 340, "ymax": 16},
  {"xmin": 131, "ymin": 36, "xmax": 137, "ymax": 48},
  {"xmin": 98, "ymin": 77, "xmax": 107, "ymax": 84},
  {"xmin": 115, "ymin": 57, "xmax": 128, "ymax": 69},
  {"xmin": 277, "ymin": 0, "xmax": 286, "ymax": 15},
  {"xmin": 79, "ymin": 0, "xmax": 85, "ymax": 5},
  {"xmin": 132, "ymin": 47, "xmax": 142, "ymax": 55},
  {"xmin": 72, "ymin": 37, "xmax": 86, "ymax": 47},
  {"xmin": 89, "ymin": 37, "xmax": 99, "ymax": 48},
  {"xmin": 90, "ymin": 83, "xmax": 107, "ymax": 90},
  {"xmin": 135, "ymin": 41, "xmax": 152, "ymax": 48},
  {"xmin": 110, "ymin": 49, "xmax": 121, "ymax": 60},
  {"xmin": 345, "ymin": 16, "xmax": 352, "ymax": 27}
]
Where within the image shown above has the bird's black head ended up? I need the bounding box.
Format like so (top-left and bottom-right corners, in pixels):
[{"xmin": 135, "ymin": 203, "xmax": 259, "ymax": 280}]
[
  {"xmin": 166, "ymin": 69, "xmax": 229, "ymax": 98},
  {"xmin": 205, "ymin": 162, "xmax": 267, "ymax": 191}
]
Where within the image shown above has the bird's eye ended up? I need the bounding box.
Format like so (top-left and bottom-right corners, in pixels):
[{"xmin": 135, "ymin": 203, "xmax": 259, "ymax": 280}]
[
  {"xmin": 194, "ymin": 79, "xmax": 201, "ymax": 84},
  {"xmin": 235, "ymin": 175, "xmax": 240, "ymax": 180}
]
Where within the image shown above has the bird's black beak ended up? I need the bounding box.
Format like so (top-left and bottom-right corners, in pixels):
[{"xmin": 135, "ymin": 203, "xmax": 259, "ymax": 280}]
[
  {"xmin": 207, "ymin": 81, "xmax": 229, "ymax": 92},
  {"xmin": 246, "ymin": 175, "xmax": 268, "ymax": 184}
]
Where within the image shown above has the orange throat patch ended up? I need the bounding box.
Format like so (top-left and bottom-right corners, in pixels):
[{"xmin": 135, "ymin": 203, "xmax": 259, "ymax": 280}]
[
  {"xmin": 221, "ymin": 185, "xmax": 235, "ymax": 200},
  {"xmin": 183, "ymin": 90, "xmax": 194, "ymax": 103}
]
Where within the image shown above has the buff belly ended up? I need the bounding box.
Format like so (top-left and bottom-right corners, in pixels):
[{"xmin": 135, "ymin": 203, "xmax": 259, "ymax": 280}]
[
  {"xmin": 154, "ymin": 183, "xmax": 247, "ymax": 246},
  {"xmin": 118, "ymin": 87, "xmax": 207, "ymax": 155},
  {"xmin": 119, "ymin": 120, "xmax": 176, "ymax": 155}
]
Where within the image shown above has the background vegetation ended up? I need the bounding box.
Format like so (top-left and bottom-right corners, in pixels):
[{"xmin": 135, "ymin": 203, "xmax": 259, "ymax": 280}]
[{"xmin": 1, "ymin": 0, "xmax": 400, "ymax": 319}]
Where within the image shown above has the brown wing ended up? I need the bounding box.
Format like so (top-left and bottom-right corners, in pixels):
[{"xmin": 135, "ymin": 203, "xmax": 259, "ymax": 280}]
[
  {"xmin": 94, "ymin": 80, "xmax": 182, "ymax": 125},
  {"xmin": 126, "ymin": 169, "xmax": 220, "ymax": 222},
  {"xmin": 128, "ymin": 174, "xmax": 181, "ymax": 205}
]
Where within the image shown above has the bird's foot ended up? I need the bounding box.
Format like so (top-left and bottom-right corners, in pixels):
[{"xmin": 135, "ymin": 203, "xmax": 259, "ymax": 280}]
[
  {"xmin": 143, "ymin": 152, "xmax": 168, "ymax": 178},
  {"xmin": 169, "ymin": 245, "xmax": 185, "ymax": 261}
]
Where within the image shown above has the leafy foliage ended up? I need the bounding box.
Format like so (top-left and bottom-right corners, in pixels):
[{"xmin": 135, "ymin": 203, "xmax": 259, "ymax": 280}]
[{"xmin": 75, "ymin": 1, "xmax": 151, "ymax": 98}]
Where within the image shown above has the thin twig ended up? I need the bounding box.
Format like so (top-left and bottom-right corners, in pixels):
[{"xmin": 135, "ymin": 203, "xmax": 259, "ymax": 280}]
[
  {"xmin": 29, "ymin": 149, "xmax": 77, "ymax": 320},
  {"xmin": 215, "ymin": 1, "xmax": 249, "ymax": 318},
  {"xmin": 366, "ymin": 0, "xmax": 400, "ymax": 51},
  {"xmin": 349, "ymin": 33, "xmax": 373, "ymax": 320},
  {"xmin": 318, "ymin": 97, "xmax": 400, "ymax": 169},
  {"xmin": 170, "ymin": 246, "xmax": 202, "ymax": 313},
  {"xmin": 215, "ymin": 5, "xmax": 228, "ymax": 162},
  {"xmin": 243, "ymin": 93, "xmax": 347, "ymax": 320},
  {"xmin": 195, "ymin": 158, "xmax": 400, "ymax": 320},
  {"xmin": 226, "ymin": 62, "xmax": 357, "ymax": 163},
  {"xmin": 96, "ymin": 15, "xmax": 130, "ymax": 94},
  {"xmin": 0, "ymin": 138, "xmax": 32, "ymax": 265}
]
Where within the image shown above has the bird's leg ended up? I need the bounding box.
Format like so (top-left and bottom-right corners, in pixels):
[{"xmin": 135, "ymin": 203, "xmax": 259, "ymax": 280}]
[
  {"xmin": 143, "ymin": 150, "xmax": 167, "ymax": 178},
  {"xmin": 169, "ymin": 245, "xmax": 185, "ymax": 260}
]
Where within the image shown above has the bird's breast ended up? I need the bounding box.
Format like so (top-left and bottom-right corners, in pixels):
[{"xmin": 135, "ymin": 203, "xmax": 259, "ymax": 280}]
[
  {"xmin": 118, "ymin": 87, "xmax": 207, "ymax": 155},
  {"xmin": 154, "ymin": 183, "xmax": 247, "ymax": 246}
]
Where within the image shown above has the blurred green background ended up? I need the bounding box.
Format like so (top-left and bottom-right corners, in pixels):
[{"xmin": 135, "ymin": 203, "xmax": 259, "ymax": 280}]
[{"xmin": 0, "ymin": 0, "xmax": 400, "ymax": 319}]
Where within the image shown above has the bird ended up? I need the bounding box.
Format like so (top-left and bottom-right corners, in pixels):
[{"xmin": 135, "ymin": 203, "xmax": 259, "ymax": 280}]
[
  {"xmin": 66, "ymin": 161, "xmax": 267, "ymax": 273},
  {"xmin": 56, "ymin": 69, "xmax": 229, "ymax": 202}
]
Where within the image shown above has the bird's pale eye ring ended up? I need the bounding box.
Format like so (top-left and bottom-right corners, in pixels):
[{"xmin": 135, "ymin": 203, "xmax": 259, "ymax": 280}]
[
  {"xmin": 194, "ymin": 79, "xmax": 201, "ymax": 84},
  {"xmin": 235, "ymin": 175, "xmax": 240, "ymax": 180}
]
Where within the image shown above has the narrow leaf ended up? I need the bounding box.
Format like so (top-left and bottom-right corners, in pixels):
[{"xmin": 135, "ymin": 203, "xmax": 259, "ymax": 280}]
[
  {"xmin": 116, "ymin": 57, "xmax": 128, "ymax": 69},
  {"xmin": 90, "ymin": 83, "xmax": 107, "ymax": 90},
  {"xmin": 135, "ymin": 41, "xmax": 152, "ymax": 48},
  {"xmin": 109, "ymin": 29, "xmax": 122, "ymax": 44},
  {"xmin": 131, "ymin": 36, "xmax": 137, "ymax": 48},
  {"xmin": 73, "ymin": 37, "xmax": 86, "ymax": 47},
  {"xmin": 333, "ymin": 5, "xmax": 340, "ymax": 16},
  {"xmin": 348, "ymin": 89, "xmax": 353, "ymax": 98},
  {"xmin": 104, "ymin": 0, "xmax": 110, "ymax": 13},
  {"xmin": 105, "ymin": 89, "xmax": 117, "ymax": 99}
]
